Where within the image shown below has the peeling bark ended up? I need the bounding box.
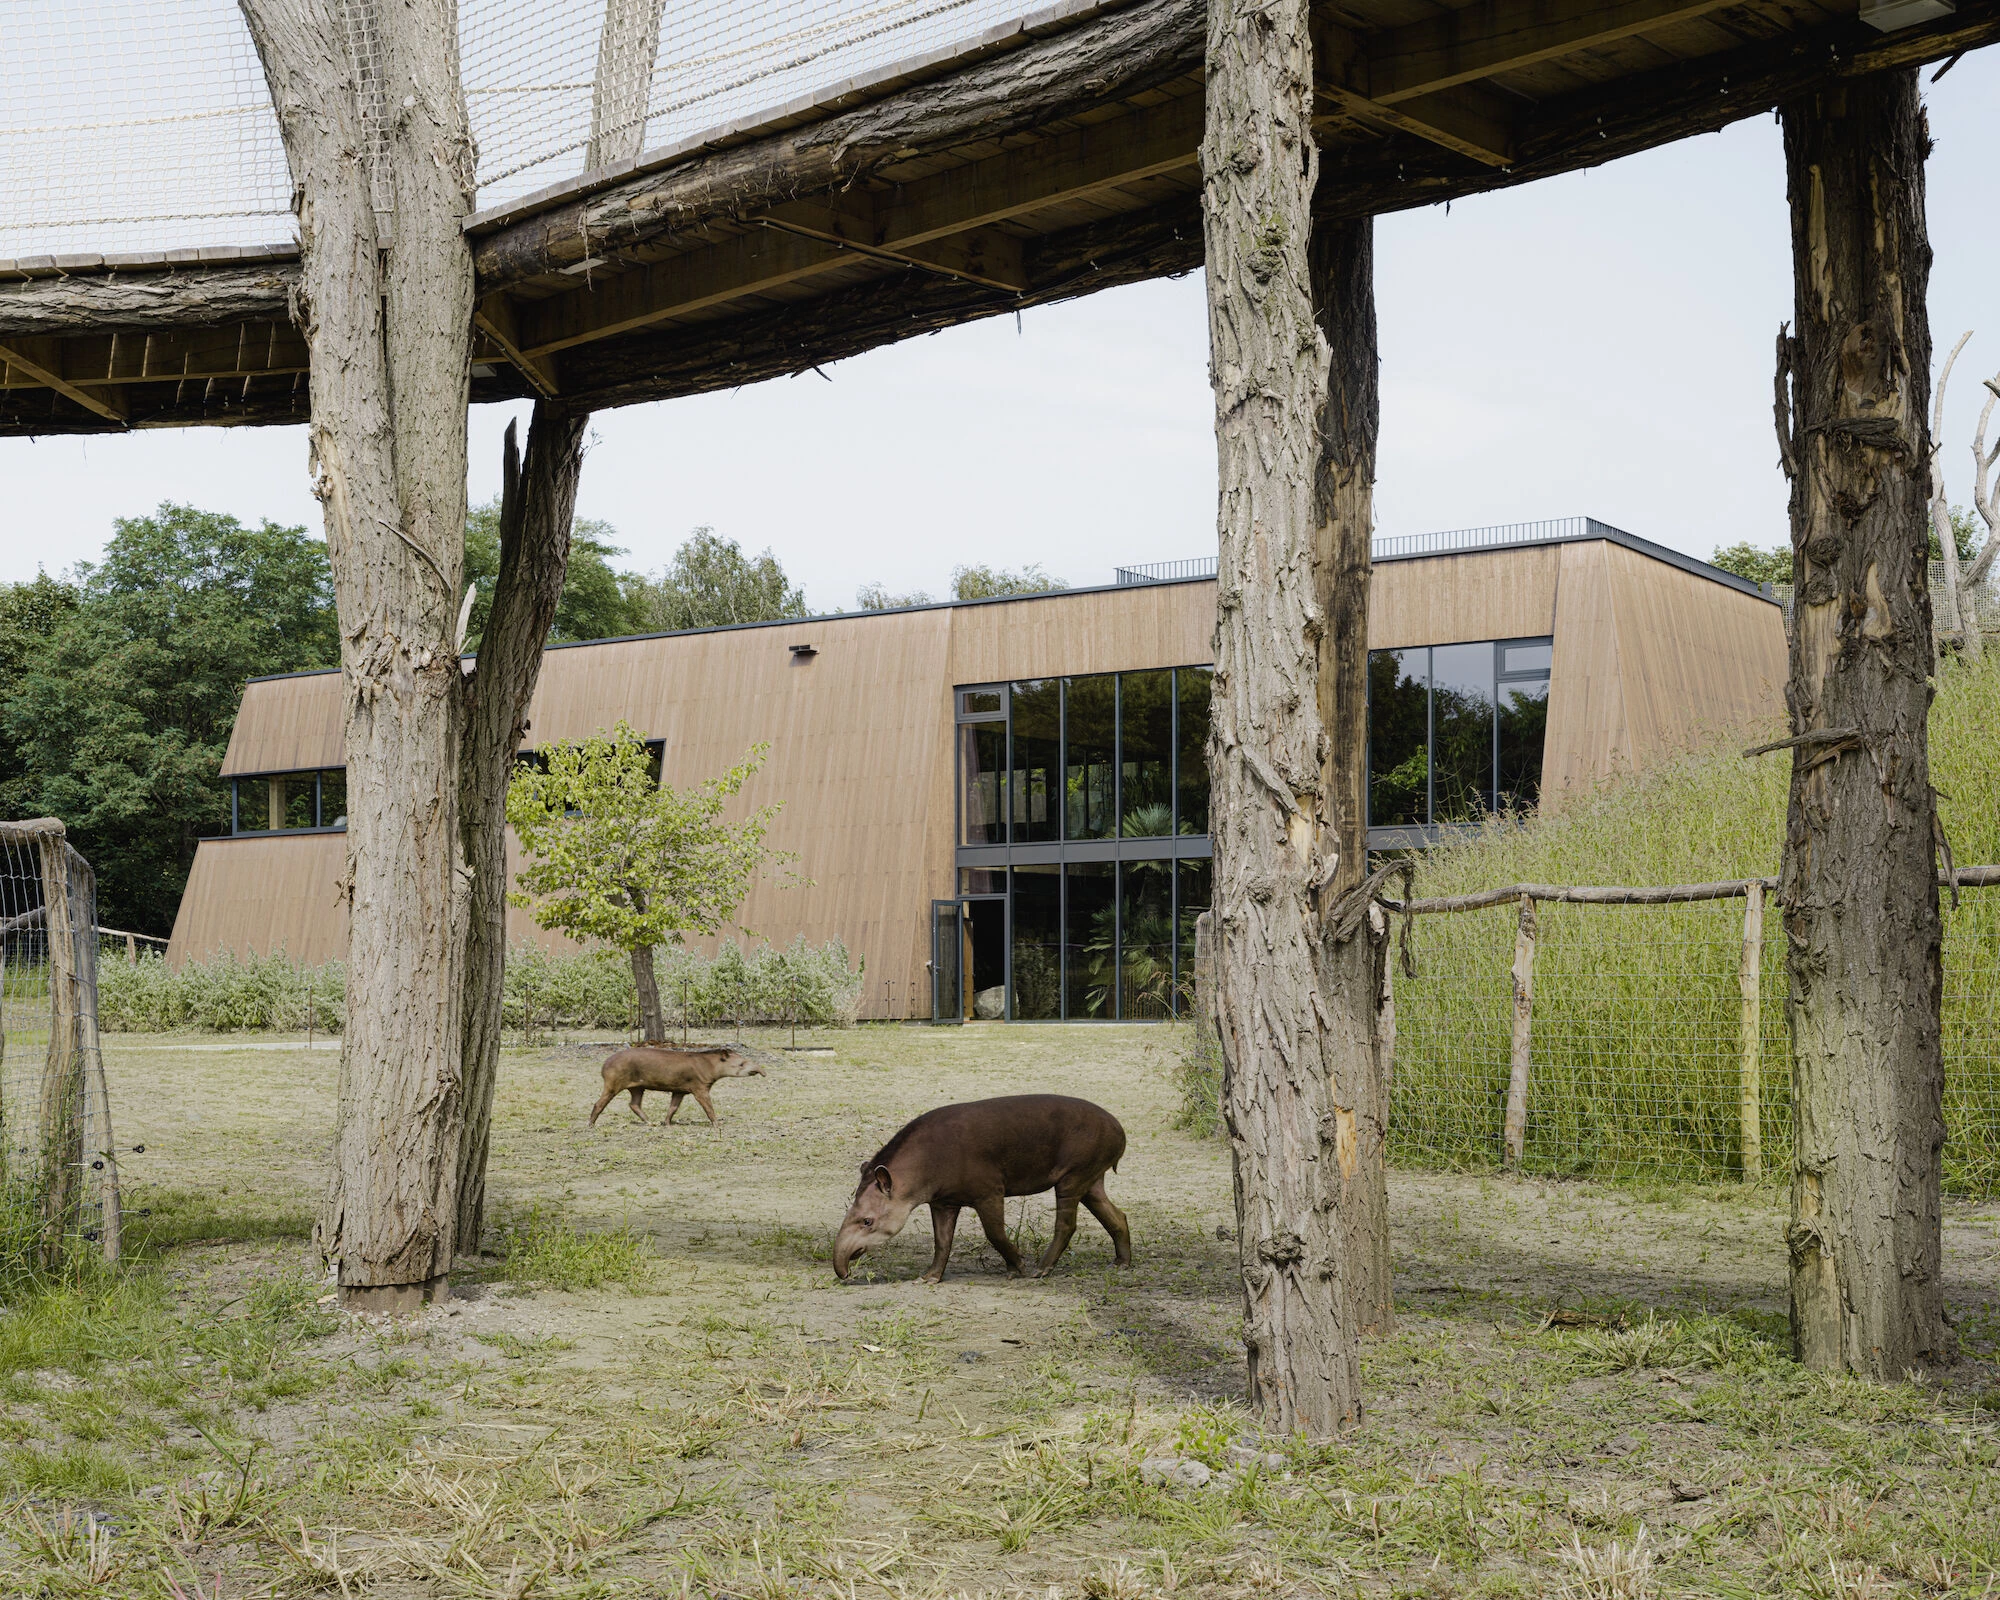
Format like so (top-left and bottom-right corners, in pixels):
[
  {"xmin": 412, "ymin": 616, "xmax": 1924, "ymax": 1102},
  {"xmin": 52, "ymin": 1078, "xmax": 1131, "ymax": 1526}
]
[
  {"xmin": 455, "ymin": 403, "xmax": 588, "ymax": 1253},
  {"xmin": 238, "ymin": 0, "xmax": 478, "ymax": 1303},
  {"xmin": 1204, "ymin": 0, "xmax": 1367, "ymax": 1436},
  {"xmin": 1776, "ymin": 71, "xmax": 1951, "ymax": 1378}
]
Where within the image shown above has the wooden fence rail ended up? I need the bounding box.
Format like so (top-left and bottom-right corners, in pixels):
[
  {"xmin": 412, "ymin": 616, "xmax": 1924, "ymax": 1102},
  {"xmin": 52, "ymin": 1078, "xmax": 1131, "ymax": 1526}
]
[{"xmin": 1385, "ymin": 865, "xmax": 1999, "ymax": 1183}]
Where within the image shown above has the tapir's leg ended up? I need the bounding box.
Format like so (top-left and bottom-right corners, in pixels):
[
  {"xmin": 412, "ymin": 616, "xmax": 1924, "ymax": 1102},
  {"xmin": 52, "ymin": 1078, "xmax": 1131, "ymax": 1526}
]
[
  {"xmin": 972, "ymin": 1196, "xmax": 1027, "ymax": 1277},
  {"xmin": 627, "ymin": 1088, "xmax": 648, "ymax": 1123},
  {"xmin": 693, "ymin": 1086, "xmax": 718, "ymax": 1124},
  {"xmin": 923, "ymin": 1204, "xmax": 960, "ymax": 1283},
  {"xmin": 1035, "ymin": 1197, "xmax": 1081, "ymax": 1276},
  {"xmin": 664, "ymin": 1092, "xmax": 685, "ymax": 1124},
  {"xmin": 588, "ymin": 1084, "xmax": 618, "ymax": 1125},
  {"xmin": 1082, "ymin": 1177, "xmax": 1132, "ymax": 1266}
]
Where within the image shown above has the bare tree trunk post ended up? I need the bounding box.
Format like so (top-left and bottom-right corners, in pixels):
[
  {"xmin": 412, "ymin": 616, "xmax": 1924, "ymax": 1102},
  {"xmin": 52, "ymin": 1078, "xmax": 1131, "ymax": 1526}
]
[
  {"xmin": 1931, "ymin": 331, "xmax": 1974, "ymax": 660},
  {"xmin": 1501, "ymin": 895, "xmax": 1537, "ymax": 1169},
  {"xmin": 1737, "ymin": 880, "xmax": 1765, "ymax": 1184},
  {"xmin": 1309, "ymin": 215, "xmax": 1391, "ymax": 1339},
  {"xmin": 239, "ymin": 0, "xmax": 479, "ymax": 1313},
  {"xmin": 37, "ymin": 828, "xmax": 84, "ymax": 1257},
  {"xmin": 1204, "ymin": 0, "xmax": 1376, "ymax": 1434},
  {"xmin": 454, "ymin": 3, "xmax": 654, "ymax": 1249},
  {"xmin": 1775, "ymin": 71, "xmax": 1951, "ymax": 1377},
  {"xmin": 455, "ymin": 407, "xmax": 589, "ymax": 1252}
]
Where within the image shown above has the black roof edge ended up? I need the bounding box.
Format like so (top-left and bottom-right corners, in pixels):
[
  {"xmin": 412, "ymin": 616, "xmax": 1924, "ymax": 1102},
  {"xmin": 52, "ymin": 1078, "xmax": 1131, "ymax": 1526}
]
[{"xmin": 1373, "ymin": 522, "xmax": 1777, "ymax": 604}]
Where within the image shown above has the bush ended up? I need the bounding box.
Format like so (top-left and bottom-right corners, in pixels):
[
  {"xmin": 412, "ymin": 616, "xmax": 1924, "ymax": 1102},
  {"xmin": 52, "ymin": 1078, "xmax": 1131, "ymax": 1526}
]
[
  {"xmin": 1169, "ymin": 1026, "xmax": 1224, "ymax": 1141},
  {"xmin": 98, "ymin": 948, "xmax": 344, "ymax": 1033},
  {"xmin": 100, "ymin": 936, "xmax": 865, "ymax": 1033},
  {"xmin": 493, "ymin": 1204, "xmax": 650, "ymax": 1292}
]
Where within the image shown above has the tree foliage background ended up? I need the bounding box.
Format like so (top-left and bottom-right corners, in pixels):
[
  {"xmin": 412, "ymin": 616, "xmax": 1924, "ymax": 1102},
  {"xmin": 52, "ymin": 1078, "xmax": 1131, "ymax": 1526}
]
[{"xmin": 0, "ymin": 505, "xmax": 339, "ymax": 934}]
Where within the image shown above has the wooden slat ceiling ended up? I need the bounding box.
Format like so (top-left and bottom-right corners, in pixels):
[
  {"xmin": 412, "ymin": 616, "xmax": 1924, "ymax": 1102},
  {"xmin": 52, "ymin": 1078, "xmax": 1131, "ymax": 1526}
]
[{"xmin": 2, "ymin": 0, "xmax": 1993, "ymax": 435}]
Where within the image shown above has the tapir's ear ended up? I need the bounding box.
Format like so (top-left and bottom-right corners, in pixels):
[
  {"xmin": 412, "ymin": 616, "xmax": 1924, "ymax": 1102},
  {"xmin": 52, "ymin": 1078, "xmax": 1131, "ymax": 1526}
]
[{"xmin": 868, "ymin": 1165, "xmax": 894, "ymax": 1196}]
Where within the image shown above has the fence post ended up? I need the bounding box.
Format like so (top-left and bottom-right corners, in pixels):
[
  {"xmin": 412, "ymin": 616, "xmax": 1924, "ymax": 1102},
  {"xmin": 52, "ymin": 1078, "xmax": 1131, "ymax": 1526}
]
[
  {"xmin": 1738, "ymin": 881, "xmax": 1765, "ymax": 1183},
  {"xmin": 1192, "ymin": 910, "xmax": 1216, "ymax": 1057},
  {"xmin": 1502, "ymin": 894, "xmax": 1537, "ymax": 1169}
]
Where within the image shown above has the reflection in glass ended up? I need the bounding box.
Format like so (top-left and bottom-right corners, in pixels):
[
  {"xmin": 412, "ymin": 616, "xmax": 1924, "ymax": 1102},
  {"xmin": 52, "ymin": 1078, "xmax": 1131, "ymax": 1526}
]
[
  {"xmin": 1501, "ymin": 642, "xmax": 1553, "ymax": 675},
  {"xmin": 1064, "ymin": 861, "xmax": 1115, "ymax": 1018},
  {"xmin": 1120, "ymin": 670, "xmax": 1174, "ymax": 837},
  {"xmin": 959, "ymin": 868, "xmax": 1005, "ymax": 896},
  {"xmin": 1064, "ymin": 675, "xmax": 1116, "ymax": 840},
  {"xmin": 1175, "ymin": 857, "xmax": 1212, "ymax": 1018},
  {"xmin": 1175, "ymin": 667, "xmax": 1212, "ymax": 835},
  {"xmin": 1431, "ymin": 642, "xmax": 1495, "ymax": 823},
  {"xmin": 959, "ymin": 723, "xmax": 1006, "ymax": 845},
  {"xmin": 319, "ymin": 769, "xmax": 347, "ymax": 827},
  {"xmin": 1497, "ymin": 680, "xmax": 1550, "ymax": 813},
  {"xmin": 1010, "ymin": 679, "xmax": 1060, "ymax": 844},
  {"xmin": 1119, "ymin": 859, "xmax": 1174, "ymax": 1020},
  {"xmin": 285, "ymin": 779, "xmax": 315, "ymax": 830},
  {"xmin": 959, "ymin": 688, "xmax": 1003, "ymax": 717},
  {"xmin": 1010, "ymin": 865, "xmax": 1062, "ymax": 1020},
  {"xmin": 1368, "ymin": 649, "xmax": 1429, "ymax": 826}
]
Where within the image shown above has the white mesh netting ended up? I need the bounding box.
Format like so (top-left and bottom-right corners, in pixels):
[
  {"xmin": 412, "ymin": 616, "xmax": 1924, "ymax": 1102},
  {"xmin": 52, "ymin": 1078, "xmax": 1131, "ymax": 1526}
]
[{"xmin": 1, "ymin": 0, "xmax": 1050, "ymax": 264}]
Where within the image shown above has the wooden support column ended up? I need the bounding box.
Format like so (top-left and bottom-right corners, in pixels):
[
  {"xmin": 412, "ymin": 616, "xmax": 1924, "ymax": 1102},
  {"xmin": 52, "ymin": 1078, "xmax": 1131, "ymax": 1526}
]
[
  {"xmin": 1502, "ymin": 894, "xmax": 1537, "ymax": 1168},
  {"xmin": 1204, "ymin": 0, "xmax": 1368, "ymax": 1435},
  {"xmin": 1309, "ymin": 214, "xmax": 1391, "ymax": 1338},
  {"xmin": 1775, "ymin": 70, "xmax": 1951, "ymax": 1377},
  {"xmin": 1738, "ymin": 881, "xmax": 1764, "ymax": 1183}
]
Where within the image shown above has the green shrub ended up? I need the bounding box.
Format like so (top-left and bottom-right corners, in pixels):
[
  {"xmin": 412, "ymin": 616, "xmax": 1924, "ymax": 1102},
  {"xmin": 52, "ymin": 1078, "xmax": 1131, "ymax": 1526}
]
[
  {"xmin": 96, "ymin": 935, "xmax": 865, "ymax": 1033},
  {"xmin": 1169, "ymin": 1025, "xmax": 1224, "ymax": 1141},
  {"xmin": 493, "ymin": 1204, "xmax": 650, "ymax": 1292},
  {"xmin": 97, "ymin": 948, "xmax": 343, "ymax": 1033},
  {"xmin": 1388, "ymin": 654, "xmax": 2000, "ymax": 1193}
]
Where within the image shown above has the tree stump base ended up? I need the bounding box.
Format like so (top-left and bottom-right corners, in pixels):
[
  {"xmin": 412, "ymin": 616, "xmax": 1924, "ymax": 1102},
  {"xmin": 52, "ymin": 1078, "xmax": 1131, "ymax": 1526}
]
[{"xmin": 340, "ymin": 1275, "xmax": 450, "ymax": 1315}]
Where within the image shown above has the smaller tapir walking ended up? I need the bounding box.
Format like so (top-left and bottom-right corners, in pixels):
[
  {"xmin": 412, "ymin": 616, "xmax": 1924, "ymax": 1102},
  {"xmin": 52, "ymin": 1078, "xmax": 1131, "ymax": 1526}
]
[
  {"xmin": 589, "ymin": 1044, "xmax": 764, "ymax": 1126},
  {"xmin": 833, "ymin": 1094, "xmax": 1131, "ymax": 1282}
]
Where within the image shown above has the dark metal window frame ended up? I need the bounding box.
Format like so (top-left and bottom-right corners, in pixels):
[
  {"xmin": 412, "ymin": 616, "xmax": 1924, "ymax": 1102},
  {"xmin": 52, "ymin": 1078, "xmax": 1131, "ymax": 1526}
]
[
  {"xmin": 952, "ymin": 667, "xmax": 1215, "ymax": 1022},
  {"xmin": 1364, "ymin": 635, "xmax": 1554, "ymax": 850},
  {"xmin": 229, "ymin": 768, "xmax": 343, "ymax": 835}
]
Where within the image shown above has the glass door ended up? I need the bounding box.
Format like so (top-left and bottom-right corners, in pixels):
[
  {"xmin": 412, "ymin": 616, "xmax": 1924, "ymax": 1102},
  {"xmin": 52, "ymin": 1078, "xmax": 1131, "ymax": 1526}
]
[{"xmin": 930, "ymin": 900, "xmax": 964, "ymax": 1024}]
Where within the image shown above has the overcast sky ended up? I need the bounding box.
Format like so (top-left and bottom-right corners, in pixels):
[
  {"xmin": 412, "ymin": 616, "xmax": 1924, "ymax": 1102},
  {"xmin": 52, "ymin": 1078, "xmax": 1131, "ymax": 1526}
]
[{"xmin": 5, "ymin": 52, "xmax": 1996, "ymax": 611}]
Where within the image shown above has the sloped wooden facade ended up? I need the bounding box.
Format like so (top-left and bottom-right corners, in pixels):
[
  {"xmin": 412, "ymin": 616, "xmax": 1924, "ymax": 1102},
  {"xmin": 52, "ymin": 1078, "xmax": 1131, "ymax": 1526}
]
[{"xmin": 169, "ymin": 531, "xmax": 1783, "ymax": 1013}]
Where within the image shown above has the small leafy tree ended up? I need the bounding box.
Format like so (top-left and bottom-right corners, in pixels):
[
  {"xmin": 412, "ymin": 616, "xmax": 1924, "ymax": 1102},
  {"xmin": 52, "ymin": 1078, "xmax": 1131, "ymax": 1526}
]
[
  {"xmin": 506, "ymin": 722, "xmax": 787, "ymax": 1040},
  {"xmin": 621, "ymin": 529, "xmax": 810, "ymax": 632}
]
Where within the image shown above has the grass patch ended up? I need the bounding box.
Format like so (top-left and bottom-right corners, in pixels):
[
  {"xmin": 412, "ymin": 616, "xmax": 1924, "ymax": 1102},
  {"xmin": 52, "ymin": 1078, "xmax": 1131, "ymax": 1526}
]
[
  {"xmin": 493, "ymin": 1204, "xmax": 652, "ymax": 1291},
  {"xmin": 1167, "ymin": 1023, "xmax": 1224, "ymax": 1141}
]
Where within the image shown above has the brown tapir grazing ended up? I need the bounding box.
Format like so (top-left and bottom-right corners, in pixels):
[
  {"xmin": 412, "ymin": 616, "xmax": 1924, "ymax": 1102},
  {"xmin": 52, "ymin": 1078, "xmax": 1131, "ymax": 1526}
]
[
  {"xmin": 832, "ymin": 1094, "xmax": 1131, "ymax": 1282},
  {"xmin": 589, "ymin": 1044, "xmax": 764, "ymax": 1126}
]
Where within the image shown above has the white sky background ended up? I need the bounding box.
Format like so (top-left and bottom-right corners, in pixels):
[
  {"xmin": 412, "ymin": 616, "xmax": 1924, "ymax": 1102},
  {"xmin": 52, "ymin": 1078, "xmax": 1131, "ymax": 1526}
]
[{"xmin": 3, "ymin": 50, "xmax": 1996, "ymax": 610}]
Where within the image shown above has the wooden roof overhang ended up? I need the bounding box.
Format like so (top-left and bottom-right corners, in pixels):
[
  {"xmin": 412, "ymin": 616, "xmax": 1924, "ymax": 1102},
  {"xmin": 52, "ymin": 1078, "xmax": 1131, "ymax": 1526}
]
[{"xmin": 3, "ymin": 0, "xmax": 1994, "ymax": 437}]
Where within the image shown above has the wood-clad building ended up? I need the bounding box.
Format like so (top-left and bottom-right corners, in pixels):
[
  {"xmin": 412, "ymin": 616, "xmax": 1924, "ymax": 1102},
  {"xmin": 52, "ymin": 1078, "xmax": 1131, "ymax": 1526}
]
[{"xmin": 169, "ymin": 520, "xmax": 1783, "ymax": 1018}]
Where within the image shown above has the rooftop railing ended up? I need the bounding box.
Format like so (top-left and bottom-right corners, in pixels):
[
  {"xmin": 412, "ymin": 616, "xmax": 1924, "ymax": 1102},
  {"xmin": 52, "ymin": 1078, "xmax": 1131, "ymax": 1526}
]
[{"xmin": 1115, "ymin": 517, "xmax": 1644, "ymax": 585}]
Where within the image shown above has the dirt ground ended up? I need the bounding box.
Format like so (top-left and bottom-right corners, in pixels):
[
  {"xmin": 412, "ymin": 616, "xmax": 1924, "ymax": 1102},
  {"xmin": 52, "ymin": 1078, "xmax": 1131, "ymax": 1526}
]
[{"xmin": 1, "ymin": 1023, "xmax": 1995, "ymax": 1598}]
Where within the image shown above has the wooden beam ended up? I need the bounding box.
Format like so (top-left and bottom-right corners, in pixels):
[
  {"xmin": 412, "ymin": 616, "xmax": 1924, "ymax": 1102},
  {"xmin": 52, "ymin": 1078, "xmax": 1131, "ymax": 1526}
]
[
  {"xmin": 1319, "ymin": 82, "xmax": 1514, "ymax": 166},
  {"xmin": 520, "ymin": 92, "xmax": 1196, "ymax": 354},
  {"xmin": 472, "ymin": 296, "xmax": 562, "ymax": 397},
  {"xmin": 518, "ymin": 229, "xmax": 849, "ymax": 356},
  {"xmin": 1358, "ymin": 0, "xmax": 1746, "ymax": 103},
  {"xmin": 0, "ymin": 322, "xmax": 308, "ymax": 388},
  {"xmin": 0, "ymin": 262, "xmax": 299, "ymax": 340},
  {"xmin": 0, "ymin": 338, "xmax": 126, "ymax": 422}
]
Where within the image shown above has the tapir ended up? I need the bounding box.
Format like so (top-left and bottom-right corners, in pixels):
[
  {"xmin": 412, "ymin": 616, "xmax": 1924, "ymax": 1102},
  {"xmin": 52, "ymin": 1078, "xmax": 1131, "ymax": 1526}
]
[
  {"xmin": 832, "ymin": 1094, "xmax": 1131, "ymax": 1282},
  {"xmin": 588, "ymin": 1044, "xmax": 763, "ymax": 1126}
]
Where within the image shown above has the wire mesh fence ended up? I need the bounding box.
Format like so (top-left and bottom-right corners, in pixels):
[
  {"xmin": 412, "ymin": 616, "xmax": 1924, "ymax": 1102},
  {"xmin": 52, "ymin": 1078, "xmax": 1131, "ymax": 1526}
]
[
  {"xmin": 1386, "ymin": 871, "xmax": 2000, "ymax": 1195},
  {"xmin": 4, "ymin": 0, "xmax": 1062, "ymax": 262},
  {"xmin": 0, "ymin": 819, "xmax": 119, "ymax": 1272}
]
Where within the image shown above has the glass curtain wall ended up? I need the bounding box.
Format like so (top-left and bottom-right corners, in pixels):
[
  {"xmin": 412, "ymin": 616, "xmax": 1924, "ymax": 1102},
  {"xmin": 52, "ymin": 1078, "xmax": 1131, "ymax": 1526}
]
[
  {"xmin": 958, "ymin": 666, "xmax": 1215, "ymax": 1020},
  {"xmin": 1365, "ymin": 638, "xmax": 1554, "ymax": 828}
]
